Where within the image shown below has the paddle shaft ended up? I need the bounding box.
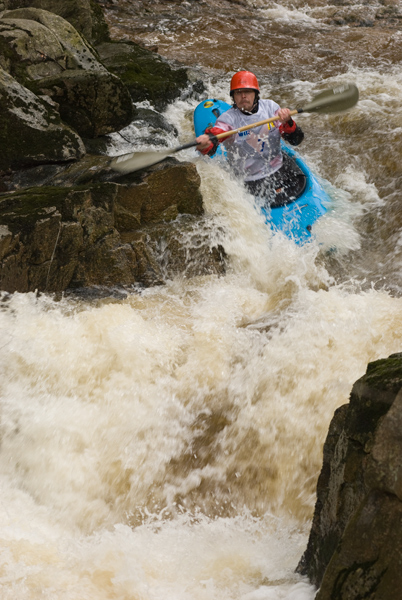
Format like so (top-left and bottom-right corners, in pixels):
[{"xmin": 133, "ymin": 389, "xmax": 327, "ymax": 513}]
[
  {"xmin": 214, "ymin": 109, "xmax": 300, "ymax": 141},
  {"xmin": 110, "ymin": 111, "xmax": 302, "ymax": 172},
  {"xmin": 174, "ymin": 112, "xmax": 299, "ymax": 151},
  {"xmin": 109, "ymin": 83, "xmax": 359, "ymax": 174}
]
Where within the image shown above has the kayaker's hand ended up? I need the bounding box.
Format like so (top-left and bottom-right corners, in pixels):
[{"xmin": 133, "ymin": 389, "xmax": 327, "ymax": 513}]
[
  {"xmin": 196, "ymin": 134, "xmax": 213, "ymax": 151},
  {"xmin": 276, "ymin": 108, "xmax": 293, "ymax": 123}
]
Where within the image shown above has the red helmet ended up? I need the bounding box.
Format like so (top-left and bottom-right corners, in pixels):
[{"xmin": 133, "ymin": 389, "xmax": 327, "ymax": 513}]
[{"xmin": 230, "ymin": 71, "xmax": 260, "ymax": 95}]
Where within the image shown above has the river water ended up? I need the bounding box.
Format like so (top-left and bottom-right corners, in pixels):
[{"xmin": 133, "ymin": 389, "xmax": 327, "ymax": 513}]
[{"xmin": 1, "ymin": 1, "xmax": 402, "ymax": 598}]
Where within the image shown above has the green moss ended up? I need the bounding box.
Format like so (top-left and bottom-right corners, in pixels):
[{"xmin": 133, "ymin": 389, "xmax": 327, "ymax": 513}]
[
  {"xmin": 345, "ymin": 354, "xmax": 402, "ymax": 444},
  {"xmin": 364, "ymin": 353, "xmax": 402, "ymax": 394},
  {"xmin": 89, "ymin": 0, "xmax": 110, "ymax": 44},
  {"xmin": 96, "ymin": 41, "xmax": 189, "ymax": 111},
  {"xmin": 0, "ymin": 187, "xmax": 69, "ymax": 236},
  {"xmin": 0, "ymin": 32, "xmax": 32, "ymax": 89}
]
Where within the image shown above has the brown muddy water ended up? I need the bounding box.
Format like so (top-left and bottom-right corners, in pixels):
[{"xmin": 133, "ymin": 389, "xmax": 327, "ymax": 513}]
[{"xmin": 1, "ymin": 1, "xmax": 402, "ymax": 599}]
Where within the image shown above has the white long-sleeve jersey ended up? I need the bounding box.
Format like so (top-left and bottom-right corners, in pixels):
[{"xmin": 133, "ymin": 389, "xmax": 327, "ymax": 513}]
[{"xmin": 214, "ymin": 99, "xmax": 283, "ymax": 182}]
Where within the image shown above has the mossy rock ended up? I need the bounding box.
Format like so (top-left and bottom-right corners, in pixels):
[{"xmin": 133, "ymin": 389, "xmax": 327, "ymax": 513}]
[
  {"xmin": 346, "ymin": 353, "xmax": 402, "ymax": 446},
  {"xmin": 96, "ymin": 41, "xmax": 190, "ymax": 111},
  {"xmin": 0, "ymin": 187, "xmax": 71, "ymax": 236},
  {"xmin": 0, "ymin": 9, "xmax": 131, "ymax": 138},
  {"xmin": 30, "ymin": 69, "xmax": 134, "ymax": 137},
  {"xmin": 363, "ymin": 352, "xmax": 402, "ymax": 394},
  {"xmin": 298, "ymin": 352, "xmax": 402, "ymax": 592},
  {"xmin": 3, "ymin": 0, "xmax": 110, "ymax": 44},
  {"xmin": 0, "ymin": 68, "xmax": 85, "ymax": 170}
]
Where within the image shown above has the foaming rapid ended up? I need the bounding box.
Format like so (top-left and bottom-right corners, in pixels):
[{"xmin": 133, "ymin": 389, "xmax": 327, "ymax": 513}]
[{"xmin": 2, "ymin": 78, "xmax": 402, "ymax": 599}]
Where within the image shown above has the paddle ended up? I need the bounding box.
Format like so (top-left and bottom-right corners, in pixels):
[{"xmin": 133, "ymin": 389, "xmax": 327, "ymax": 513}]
[{"xmin": 109, "ymin": 82, "xmax": 359, "ymax": 174}]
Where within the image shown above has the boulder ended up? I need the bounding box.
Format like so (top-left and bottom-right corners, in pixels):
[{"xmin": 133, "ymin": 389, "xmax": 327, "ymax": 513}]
[
  {"xmin": 0, "ymin": 8, "xmax": 104, "ymax": 80},
  {"xmin": 298, "ymin": 353, "xmax": 402, "ymax": 599},
  {"xmin": 113, "ymin": 161, "xmax": 204, "ymax": 231},
  {"xmin": 31, "ymin": 69, "xmax": 134, "ymax": 137},
  {"xmin": 0, "ymin": 2, "xmax": 221, "ymax": 292},
  {"xmin": 96, "ymin": 41, "xmax": 193, "ymax": 112},
  {"xmin": 0, "ymin": 67, "xmax": 85, "ymax": 170},
  {"xmin": 0, "ymin": 160, "xmax": 225, "ymax": 292},
  {"xmin": 0, "ymin": 8, "xmax": 133, "ymax": 137},
  {"xmin": 2, "ymin": 0, "xmax": 110, "ymax": 44}
]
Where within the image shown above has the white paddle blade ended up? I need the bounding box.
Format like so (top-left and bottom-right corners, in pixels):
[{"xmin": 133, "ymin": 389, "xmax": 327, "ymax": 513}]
[
  {"xmin": 302, "ymin": 83, "xmax": 359, "ymax": 114},
  {"xmin": 109, "ymin": 149, "xmax": 172, "ymax": 174}
]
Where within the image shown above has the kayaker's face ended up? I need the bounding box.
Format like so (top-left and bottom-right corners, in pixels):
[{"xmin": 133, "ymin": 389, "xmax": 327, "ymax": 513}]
[{"xmin": 233, "ymin": 89, "xmax": 256, "ymax": 111}]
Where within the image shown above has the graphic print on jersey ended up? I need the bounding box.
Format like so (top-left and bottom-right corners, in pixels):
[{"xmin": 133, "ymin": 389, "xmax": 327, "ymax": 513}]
[{"xmin": 245, "ymin": 123, "xmax": 275, "ymax": 153}]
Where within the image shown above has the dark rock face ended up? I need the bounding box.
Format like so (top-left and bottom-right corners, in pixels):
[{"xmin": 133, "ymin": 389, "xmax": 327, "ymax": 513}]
[
  {"xmin": 298, "ymin": 353, "xmax": 402, "ymax": 599},
  {"xmin": 30, "ymin": 69, "xmax": 134, "ymax": 138},
  {"xmin": 0, "ymin": 67, "xmax": 86, "ymax": 170},
  {"xmin": 2, "ymin": 0, "xmax": 110, "ymax": 44},
  {"xmin": 0, "ymin": 160, "xmax": 225, "ymax": 292},
  {"xmin": 96, "ymin": 41, "xmax": 192, "ymax": 112},
  {"xmin": 0, "ymin": 8, "xmax": 134, "ymax": 139},
  {"xmin": 0, "ymin": 0, "xmax": 216, "ymax": 292}
]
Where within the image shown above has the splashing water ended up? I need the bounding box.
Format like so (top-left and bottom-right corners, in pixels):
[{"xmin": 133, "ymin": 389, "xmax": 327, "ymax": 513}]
[
  {"xmin": 2, "ymin": 155, "xmax": 402, "ymax": 596},
  {"xmin": 2, "ymin": 4, "xmax": 402, "ymax": 596}
]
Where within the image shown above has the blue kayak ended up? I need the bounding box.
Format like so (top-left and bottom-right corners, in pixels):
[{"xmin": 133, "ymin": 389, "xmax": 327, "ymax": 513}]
[{"xmin": 193, "ymin": 98, "xmax": 330, "ymax": 244}]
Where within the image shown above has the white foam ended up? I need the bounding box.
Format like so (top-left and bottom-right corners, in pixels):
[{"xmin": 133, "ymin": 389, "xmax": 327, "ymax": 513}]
[{"xmin": 2, "ymin": 59, "xmax": 402, "ymax": 600}]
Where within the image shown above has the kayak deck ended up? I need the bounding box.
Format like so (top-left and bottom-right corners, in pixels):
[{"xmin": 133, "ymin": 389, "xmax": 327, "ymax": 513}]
[{"xmin": 263, "ymin": 143, "xmax": 329, "ymax": 243}]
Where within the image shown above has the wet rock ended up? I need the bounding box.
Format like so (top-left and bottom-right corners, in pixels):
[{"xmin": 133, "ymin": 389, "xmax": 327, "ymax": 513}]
[
  {"xmin": 1, "ymin": 154, "xmax": 113, "ymax": 190},
  {"xmin": 134, "ymin": 107, "xmax": 178, "ymax": 137},
  {"xmin": 2, "ymin": 0, "xmax": 110, "ymax": 44},
  {"xmin": 315, "ymin": 489, "xmax": 402, "ymax": 600},
  {"xmin": 0, "ymin": 0, "xmax": 222, "ymax": 292},
  {"xmin": 129, "ymin": 215, "xmax": 226, "ymax": 283},
  {"xmin": 298, "ymin": 353, "xmax": 402, "ymax": 599},
  {"xmin": 113, "ymin": 161, "xmax": 203, "ymax": 230},
  {"xmin": 0, "ymin": 8, "xmax": 133, "ymax": 137},
  {"xmin": 82, "ymin": 107, "xmax": 178, "ymax": 155},
  {"xmin": 30, "ymin": 69, "xmax": 134, "ymax": 138},
  {"xmin": 0, "ymin": 160, "xmax": 225, "ymax": 292},
  {"xmin": 0, "ymin": 183, "xmax": 135, "ymax": 291},
  {"xmin": 96, "ymin": 41, "xmax": 191, "ymax": 111},
  {"xmin": 0, "ymin": 67, "xmax": 85, "ymax": 171}
]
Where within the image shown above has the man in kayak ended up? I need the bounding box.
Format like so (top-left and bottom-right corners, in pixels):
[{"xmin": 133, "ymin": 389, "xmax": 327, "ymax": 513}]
[{"xmin": 196, "ymin": 70, "xmax": 305, "ymax": 206}]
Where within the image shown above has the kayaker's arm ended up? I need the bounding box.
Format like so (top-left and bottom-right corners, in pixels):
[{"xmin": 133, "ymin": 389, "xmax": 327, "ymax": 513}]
[
  {"xmin": 196, "ymin": 123, "xmax": 232, "ymax": 156},
  {"xmin": 276, "ymin": 109, "xmax": 304, "ymax": 146},
  {"xmin": 279, "ymin": 118, "xmax": 304, "ymax": 146},
  {"xmin": 196, "ymin": 108, "xmax": 304, "ymax": 154}
]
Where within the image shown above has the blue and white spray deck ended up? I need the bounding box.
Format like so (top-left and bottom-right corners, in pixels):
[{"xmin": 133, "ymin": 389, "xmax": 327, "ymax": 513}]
[{"xmin": 194, "ymin": 99, "xmax": 330, "ymax": 244}]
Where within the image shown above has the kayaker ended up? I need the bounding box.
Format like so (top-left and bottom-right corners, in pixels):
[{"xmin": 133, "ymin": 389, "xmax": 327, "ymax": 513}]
[{"xmin": 196, "ymin": 70, "xmax": 305, "ymax": 206}]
